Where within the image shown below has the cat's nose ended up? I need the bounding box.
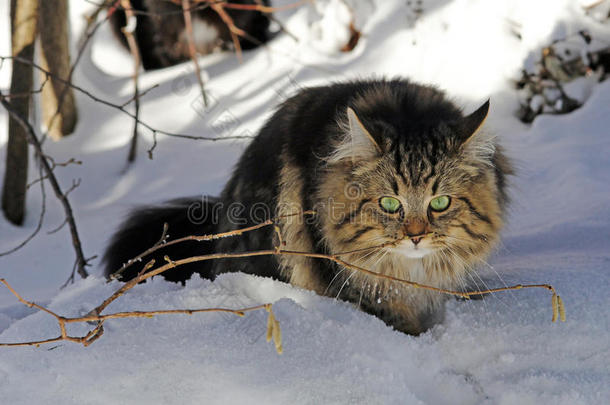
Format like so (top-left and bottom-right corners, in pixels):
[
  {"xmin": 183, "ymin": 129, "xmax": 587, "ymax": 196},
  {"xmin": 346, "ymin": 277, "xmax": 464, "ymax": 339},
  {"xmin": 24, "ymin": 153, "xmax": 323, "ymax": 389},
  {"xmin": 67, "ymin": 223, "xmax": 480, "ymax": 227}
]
[
  {"xmin": 404, "ymin": 218, "xmax": 427, "ymax": 237},
  {"xmin": 411, "ymin": 236, "xmax": 423, "ymax": 245}
]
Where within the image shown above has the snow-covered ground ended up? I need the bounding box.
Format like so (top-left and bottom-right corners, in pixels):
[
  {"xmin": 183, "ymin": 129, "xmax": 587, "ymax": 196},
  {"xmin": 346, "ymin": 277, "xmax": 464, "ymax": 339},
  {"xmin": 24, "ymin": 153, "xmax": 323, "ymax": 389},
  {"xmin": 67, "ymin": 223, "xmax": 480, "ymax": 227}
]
[{"xmin": 1, "ymin": 0, "xmax": 609, "ymax": 403}]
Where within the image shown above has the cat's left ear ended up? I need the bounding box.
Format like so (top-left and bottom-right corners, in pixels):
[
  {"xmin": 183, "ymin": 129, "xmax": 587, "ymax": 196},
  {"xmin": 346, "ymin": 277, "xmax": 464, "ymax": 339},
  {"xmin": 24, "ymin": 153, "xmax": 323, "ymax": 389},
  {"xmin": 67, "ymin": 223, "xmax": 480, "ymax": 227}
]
[
  {"xmin": 347, "ymin": 107, "xmax": 382, "ymax": 162},
  {"xmin": 456, "ymin": 99, "xmax": 490, "ymax": 145}
]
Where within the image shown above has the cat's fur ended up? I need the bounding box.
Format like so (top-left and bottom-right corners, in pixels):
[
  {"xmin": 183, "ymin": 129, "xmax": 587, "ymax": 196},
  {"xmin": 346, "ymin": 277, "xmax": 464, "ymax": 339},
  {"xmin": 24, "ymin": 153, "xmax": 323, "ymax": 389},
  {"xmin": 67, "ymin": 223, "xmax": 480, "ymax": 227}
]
[
  {"xmin": 109, "ymin": 0, "xmax": 273, "ymax": 70},
  {"xmin": 104, "ymin": 79, "xmax": 512, "ymax": 335}
]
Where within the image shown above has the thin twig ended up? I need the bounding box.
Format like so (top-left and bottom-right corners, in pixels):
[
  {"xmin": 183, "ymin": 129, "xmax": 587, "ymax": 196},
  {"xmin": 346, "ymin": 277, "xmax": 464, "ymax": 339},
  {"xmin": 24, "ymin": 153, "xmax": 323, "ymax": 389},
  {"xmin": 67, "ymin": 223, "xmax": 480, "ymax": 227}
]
[
  {"xmin": 210, "ymin": 2, "xmax": 245, "ymax": 62},
  {"xmin": 119, "ymin": 0, "xmax": 143, "ymax": 163},
  {"xmin": 0, "ymin": 56, "xmax": 254, "ymax": 157},
  {"xmin": 119, "ymin": 84, "xmax": 159, "ymax": 108},
  {"xmin": 47, "ymin": 218, "xmax": 68, "ymax": 235},
  {"xmin": 0, "ymin": 155, "xmax": 79, "ymax": 254},
  {"xmin": 109, "ymin": 210, "xmax": 315, "ymax": 280},
  {"xmin": 61, "ymin": 254, "xmax": 98, "ymax": 289},
  {"xmin": 1, "ymin": 75, "xmax": 51, "ymax": 100},
  {"xmin": 175, "ymin": 0, "xmax": 310, "ymax": 14},
  {"xmin": 86, "ymin": 0, "xmax": 218, "ymax": 16},
  {"xmin": 0, "ymin": 165, "xmax": 46, "ymax": 257},
  {"xmin": 0, "ymin": 210, "xmax": 563, "ymax": 349},
  {"xmin": 208, "ymin": 0, "xmax": 310, "ymax": 60},
  {"xmin": 0, "ymin": 90, "xmax": 90, "ymax": 279},
  {"xmin": 254, "ymin": 0, "xmax": 299, "ymax": 42},
  {"xmin": 105, "ymin": 212, "xmax": 559, "ymax": 308},
  {"xmin": 182, "ymin": 0, "xmax": 209, "ymax": 107},
  {"xmin": 0, "ymin": 278, "xmax": 272, "ymax": 349},
  {"xmin": 26, "ymin": 157, "xmax": 81, "ymax": 190}
]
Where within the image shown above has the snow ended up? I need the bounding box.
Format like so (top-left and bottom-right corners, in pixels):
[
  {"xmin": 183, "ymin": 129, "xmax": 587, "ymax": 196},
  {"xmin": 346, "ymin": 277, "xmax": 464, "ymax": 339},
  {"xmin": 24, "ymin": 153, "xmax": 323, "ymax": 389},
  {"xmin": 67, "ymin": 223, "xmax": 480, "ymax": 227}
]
[{"xmin": 1, "ymin": 0, "xmax": 609, "ymax": 403}]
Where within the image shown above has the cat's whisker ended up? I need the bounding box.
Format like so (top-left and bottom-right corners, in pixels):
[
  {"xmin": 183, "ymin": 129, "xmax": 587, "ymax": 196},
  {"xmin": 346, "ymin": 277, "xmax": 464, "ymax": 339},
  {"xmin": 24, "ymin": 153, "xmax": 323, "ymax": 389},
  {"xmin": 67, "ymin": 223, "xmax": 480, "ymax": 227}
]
[
  {"xmin": 324, "ymin": 266, "xmax": 347, "ymax": 296},
  {"xmin": 462, "ymin": 271, "xmax": 492, "ymax": 312},
  {"xmin": 438, "ymin": 248, "xmax": 494, "ymax": 313},
  {"xmin": 324, "ymin": 240, "xmax": 391, "ymax": 295},
  {"xmin": 435, "ymin": 248, "xmax": 459, "ymax": 284},
  {"xmin": 356, "ymin": 245, "xmax": 385, "ymax": 263},
  {"xmin": 443, "ymin": 244, "xmax": 514, "ymax": 309},
  {"xmin": 358, "ymin": 279, "xmax": 366, "ymax": 309},
  {"xmin": 436, "ymin": 233, "xmax": 479, "ymax": 246},
  {"xmin": 335, "ymin": 270, "xmax": 357, "ymax": 300},
  {"xmin": 363, "ymin": 247, "xmax": 388, "ymax": 270},
  {"xmin": 438, "ymin": 246, "xmax": 474, "ymax": 288},
  {"xmin": 442, "ymin": 247, "xmax": 486, "ymax": 298},
  {"xmin": 469, "ymin": 255, "xmax": 520, "ymax": 305}
]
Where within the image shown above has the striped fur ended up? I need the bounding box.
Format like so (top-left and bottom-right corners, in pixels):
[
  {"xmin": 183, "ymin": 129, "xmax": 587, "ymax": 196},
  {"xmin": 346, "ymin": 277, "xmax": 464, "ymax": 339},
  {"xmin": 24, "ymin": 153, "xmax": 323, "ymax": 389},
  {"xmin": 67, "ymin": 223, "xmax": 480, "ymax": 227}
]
[{"xmin": 104, "ymin": 79, "xmax": 512, "ymax": 335}]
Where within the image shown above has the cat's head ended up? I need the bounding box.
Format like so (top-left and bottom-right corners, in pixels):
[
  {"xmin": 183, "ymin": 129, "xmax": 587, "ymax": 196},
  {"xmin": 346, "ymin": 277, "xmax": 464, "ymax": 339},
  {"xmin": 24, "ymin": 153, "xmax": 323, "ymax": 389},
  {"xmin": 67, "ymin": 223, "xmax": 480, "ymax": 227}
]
[{"xmin": 318, "ymin": 82, "xmax": 511, "ymax": 278}]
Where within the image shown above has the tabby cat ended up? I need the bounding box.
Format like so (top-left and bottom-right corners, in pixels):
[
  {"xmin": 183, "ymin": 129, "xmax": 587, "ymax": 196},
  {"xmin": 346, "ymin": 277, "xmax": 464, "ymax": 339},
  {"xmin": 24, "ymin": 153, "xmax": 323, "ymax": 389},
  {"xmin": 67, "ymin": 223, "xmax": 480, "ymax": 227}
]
[
  {"xmin": 109, "ymin": 0, "xmax": 273, "ymax": 70},
  {"xmin": 104, "ymin": 79, "xmax": 511, "ymax": 335}
]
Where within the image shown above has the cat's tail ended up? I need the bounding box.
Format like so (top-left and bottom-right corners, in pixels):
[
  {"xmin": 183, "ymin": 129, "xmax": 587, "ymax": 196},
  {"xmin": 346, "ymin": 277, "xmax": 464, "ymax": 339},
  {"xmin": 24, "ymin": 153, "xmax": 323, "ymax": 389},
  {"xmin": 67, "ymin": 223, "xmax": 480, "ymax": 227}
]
[{"xmin": 103, "ymin": 197, "xmax": 222, "ymax": 283}]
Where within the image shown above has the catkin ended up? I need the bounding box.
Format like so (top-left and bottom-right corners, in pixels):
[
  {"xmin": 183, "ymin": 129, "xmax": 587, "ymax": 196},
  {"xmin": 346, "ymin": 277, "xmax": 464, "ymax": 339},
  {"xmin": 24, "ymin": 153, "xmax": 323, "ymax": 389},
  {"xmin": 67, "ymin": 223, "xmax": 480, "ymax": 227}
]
[
  {"xmin": 557, "ymin": 295, "xmax": 566, "ymax": 322},
  {"xmin": 272, "ymin": 318, "xmax": 283, "ymax": 354},
  {"xmin": 551, "ymin": 294, "xmax": 558, "ymax": 322},
  {"xmin": 266, "ymin": 311, "xmax": 274, "ymax": 342}
]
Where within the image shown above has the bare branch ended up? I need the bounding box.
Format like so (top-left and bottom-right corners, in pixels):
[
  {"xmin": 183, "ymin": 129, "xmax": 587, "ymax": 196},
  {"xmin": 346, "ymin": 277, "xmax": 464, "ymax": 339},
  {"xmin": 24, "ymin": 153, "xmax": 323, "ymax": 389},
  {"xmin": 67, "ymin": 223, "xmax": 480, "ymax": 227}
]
[
  {"xmin": 0, "ymin": 165, "xmax": 46, "ymax": 257},
  {"xmin": 118, "ymin": 0, "xmax": 143, "ymax": 163},
  {"xmin": 0, "ymin": 90, "xmax": 90, "ymax": 279},
  {"xmin": 0, "ymin": 210, "xmax": 563, "ymax": 351},
  {"xmin": 182, "ymin": 0, "xmax": 209, "ymax": 107},
  {"xmin": 119, "ymin": 84, "xmax": 159, "ymax": 108},
  {"xmin": 85, "ymin": 0, "xmax": 217, "ymax": 16},
  {"xmin": 109, "ymin": 210, "xmax": 315, "ymax": 281},
  {"xmin": 0, "ymin": 56, "xmax": 254, "ymax": 154},
  {"xmin": 211, "ymin": 2, "xmax": 245, "ymax": 61},
  {"xmin": 106, "ymin": 211, "xmax": 562, "ymax": 318},
  {"xmin": 0, "ymin": 278, "xmax": 277, "ymax": 351},
  {"xmin": 1, "ymin": 74, "xmax": 50, "ymax": 100},
  {"xmin": 47, "ymin": 218, "xmax": 68, "ymax": 235}
]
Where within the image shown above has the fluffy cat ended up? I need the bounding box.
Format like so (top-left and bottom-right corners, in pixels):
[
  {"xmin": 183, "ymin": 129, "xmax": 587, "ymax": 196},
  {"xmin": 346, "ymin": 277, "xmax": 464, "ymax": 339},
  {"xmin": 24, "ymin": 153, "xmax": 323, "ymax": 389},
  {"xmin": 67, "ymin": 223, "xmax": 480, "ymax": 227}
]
[
  {"xmin": 109, "ymin": 0, "xmax": 273, "ymax": 70},
  {"xmin": 103, "ymin": 79, "xmax": 512, "ymax": 335}
]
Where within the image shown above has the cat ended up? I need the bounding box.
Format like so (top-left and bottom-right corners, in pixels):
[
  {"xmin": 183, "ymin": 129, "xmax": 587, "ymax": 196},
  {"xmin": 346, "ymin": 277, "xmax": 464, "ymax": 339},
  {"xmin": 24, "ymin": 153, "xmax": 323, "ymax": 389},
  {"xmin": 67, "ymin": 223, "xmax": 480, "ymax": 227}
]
[
  {"xmin": 103, "ymin": 79, "xmax": 512, "ymax": 335},
  {"xmin": 109, "ymin": 0, "xmax": 273, "ymax": 70}
]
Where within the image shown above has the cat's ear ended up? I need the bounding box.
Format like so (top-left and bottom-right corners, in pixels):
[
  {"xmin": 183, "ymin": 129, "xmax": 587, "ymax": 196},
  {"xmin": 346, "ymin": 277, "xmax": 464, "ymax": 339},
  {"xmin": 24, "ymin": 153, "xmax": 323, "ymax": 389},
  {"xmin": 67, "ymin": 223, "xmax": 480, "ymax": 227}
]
[
  {"xmin": 346, "ymin": 107, "xmax": 382, "ymax": 162},
  {"xmin": 456, "ymin": 100, "xmax": 490, "ymax": 145}
]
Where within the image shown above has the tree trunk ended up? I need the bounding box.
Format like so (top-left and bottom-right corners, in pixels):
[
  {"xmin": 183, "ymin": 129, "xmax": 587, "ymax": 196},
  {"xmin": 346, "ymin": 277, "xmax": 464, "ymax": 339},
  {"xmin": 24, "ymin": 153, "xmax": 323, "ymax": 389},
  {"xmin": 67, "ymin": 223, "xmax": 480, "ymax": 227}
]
[
  {"xmin": 2, "ymin": 0, "xmax": 39, "ymax": 225},
  {"xmin": 38, "ymin": 0, "xmax": 77, "ymax": 140}
]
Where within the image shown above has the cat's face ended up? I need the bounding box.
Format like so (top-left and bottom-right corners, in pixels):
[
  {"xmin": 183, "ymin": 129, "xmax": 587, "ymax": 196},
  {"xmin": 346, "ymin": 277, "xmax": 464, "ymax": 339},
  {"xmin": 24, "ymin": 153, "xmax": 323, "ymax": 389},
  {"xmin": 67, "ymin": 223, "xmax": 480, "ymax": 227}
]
[{"xmin": 319, "ymin": 99, "xmax": 510, "ymax": 279}]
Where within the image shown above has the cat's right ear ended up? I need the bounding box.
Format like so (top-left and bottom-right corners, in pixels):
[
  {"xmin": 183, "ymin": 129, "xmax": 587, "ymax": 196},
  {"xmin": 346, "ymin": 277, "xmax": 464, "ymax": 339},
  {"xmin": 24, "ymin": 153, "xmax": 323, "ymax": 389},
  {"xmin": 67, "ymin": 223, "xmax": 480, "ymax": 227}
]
[
  {"xmin": 455, "ymin": 100, "xmax": 490, "ymax": 145},
  {"xmin": 346, "ymin": 107, "xmax": 382, "ymax": 163}
]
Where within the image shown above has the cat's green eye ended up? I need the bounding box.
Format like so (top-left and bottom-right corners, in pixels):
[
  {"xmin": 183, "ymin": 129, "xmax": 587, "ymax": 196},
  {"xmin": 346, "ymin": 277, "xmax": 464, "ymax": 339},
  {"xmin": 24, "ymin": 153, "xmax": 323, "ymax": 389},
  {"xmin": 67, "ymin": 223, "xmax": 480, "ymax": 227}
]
[
  {"xmin": 379, "ymin": 196, "xmax": 402, "ymax": 213},
  {"xmin": 429, "ymin": 195, "xmax": 451, "ymax": 212}
]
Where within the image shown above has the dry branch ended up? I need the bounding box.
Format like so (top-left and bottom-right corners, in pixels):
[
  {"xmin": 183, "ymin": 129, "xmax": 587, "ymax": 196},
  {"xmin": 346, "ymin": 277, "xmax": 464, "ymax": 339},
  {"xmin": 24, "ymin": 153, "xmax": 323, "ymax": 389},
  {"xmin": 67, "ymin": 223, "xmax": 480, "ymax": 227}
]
[
  {"xmin": 0, "ymin": 155, "xmax": 80, "ymax": 257},
  {"xmin": 182, "ymin": 0, "xmax": 209, "ymax": 107},
  {"xmin": 102, "ymin": 211, "xmax": 565, "ymax": 322},
  {"xmin": 0, "ymin": 56, "xmax": 254, "ymax": 158},
  {"xmin": 105, "ymin": 210, "xmax": 563, "ymax": 304},
  {"xmin": 210, "ymin": 2, "xmax": 245, "ymax": 62},
  {"xmin": 118, "ymin": 0, "xmax": 142, "ymax": 162},
  {"xmin": 0, "ymin": 211, "xmax": 564, "ymax": 351},
  {"xmin": 182, "ymin": 0, "xmax": 310, "ymax": 63},
  {"xmin": 170, "ymin": 0, "xmax": 310, "ymax": 14},
  {"xmin": 0, "ymin": 90, "xmax": 90, "ymax": 279},
  {"xmin": 0, "ymin": 278, "xmax": 276, "ymax": 350},
  {"xmin": 0, "ymin": 165, "xmax": 46, "ymax": 257},
  {"xmin": 108, "ymin": 212, "xmax": 312, "ymax": 281},
  {"xmin": 112, "ymin": 246, "xmax": 564, "ymax": 301}
]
